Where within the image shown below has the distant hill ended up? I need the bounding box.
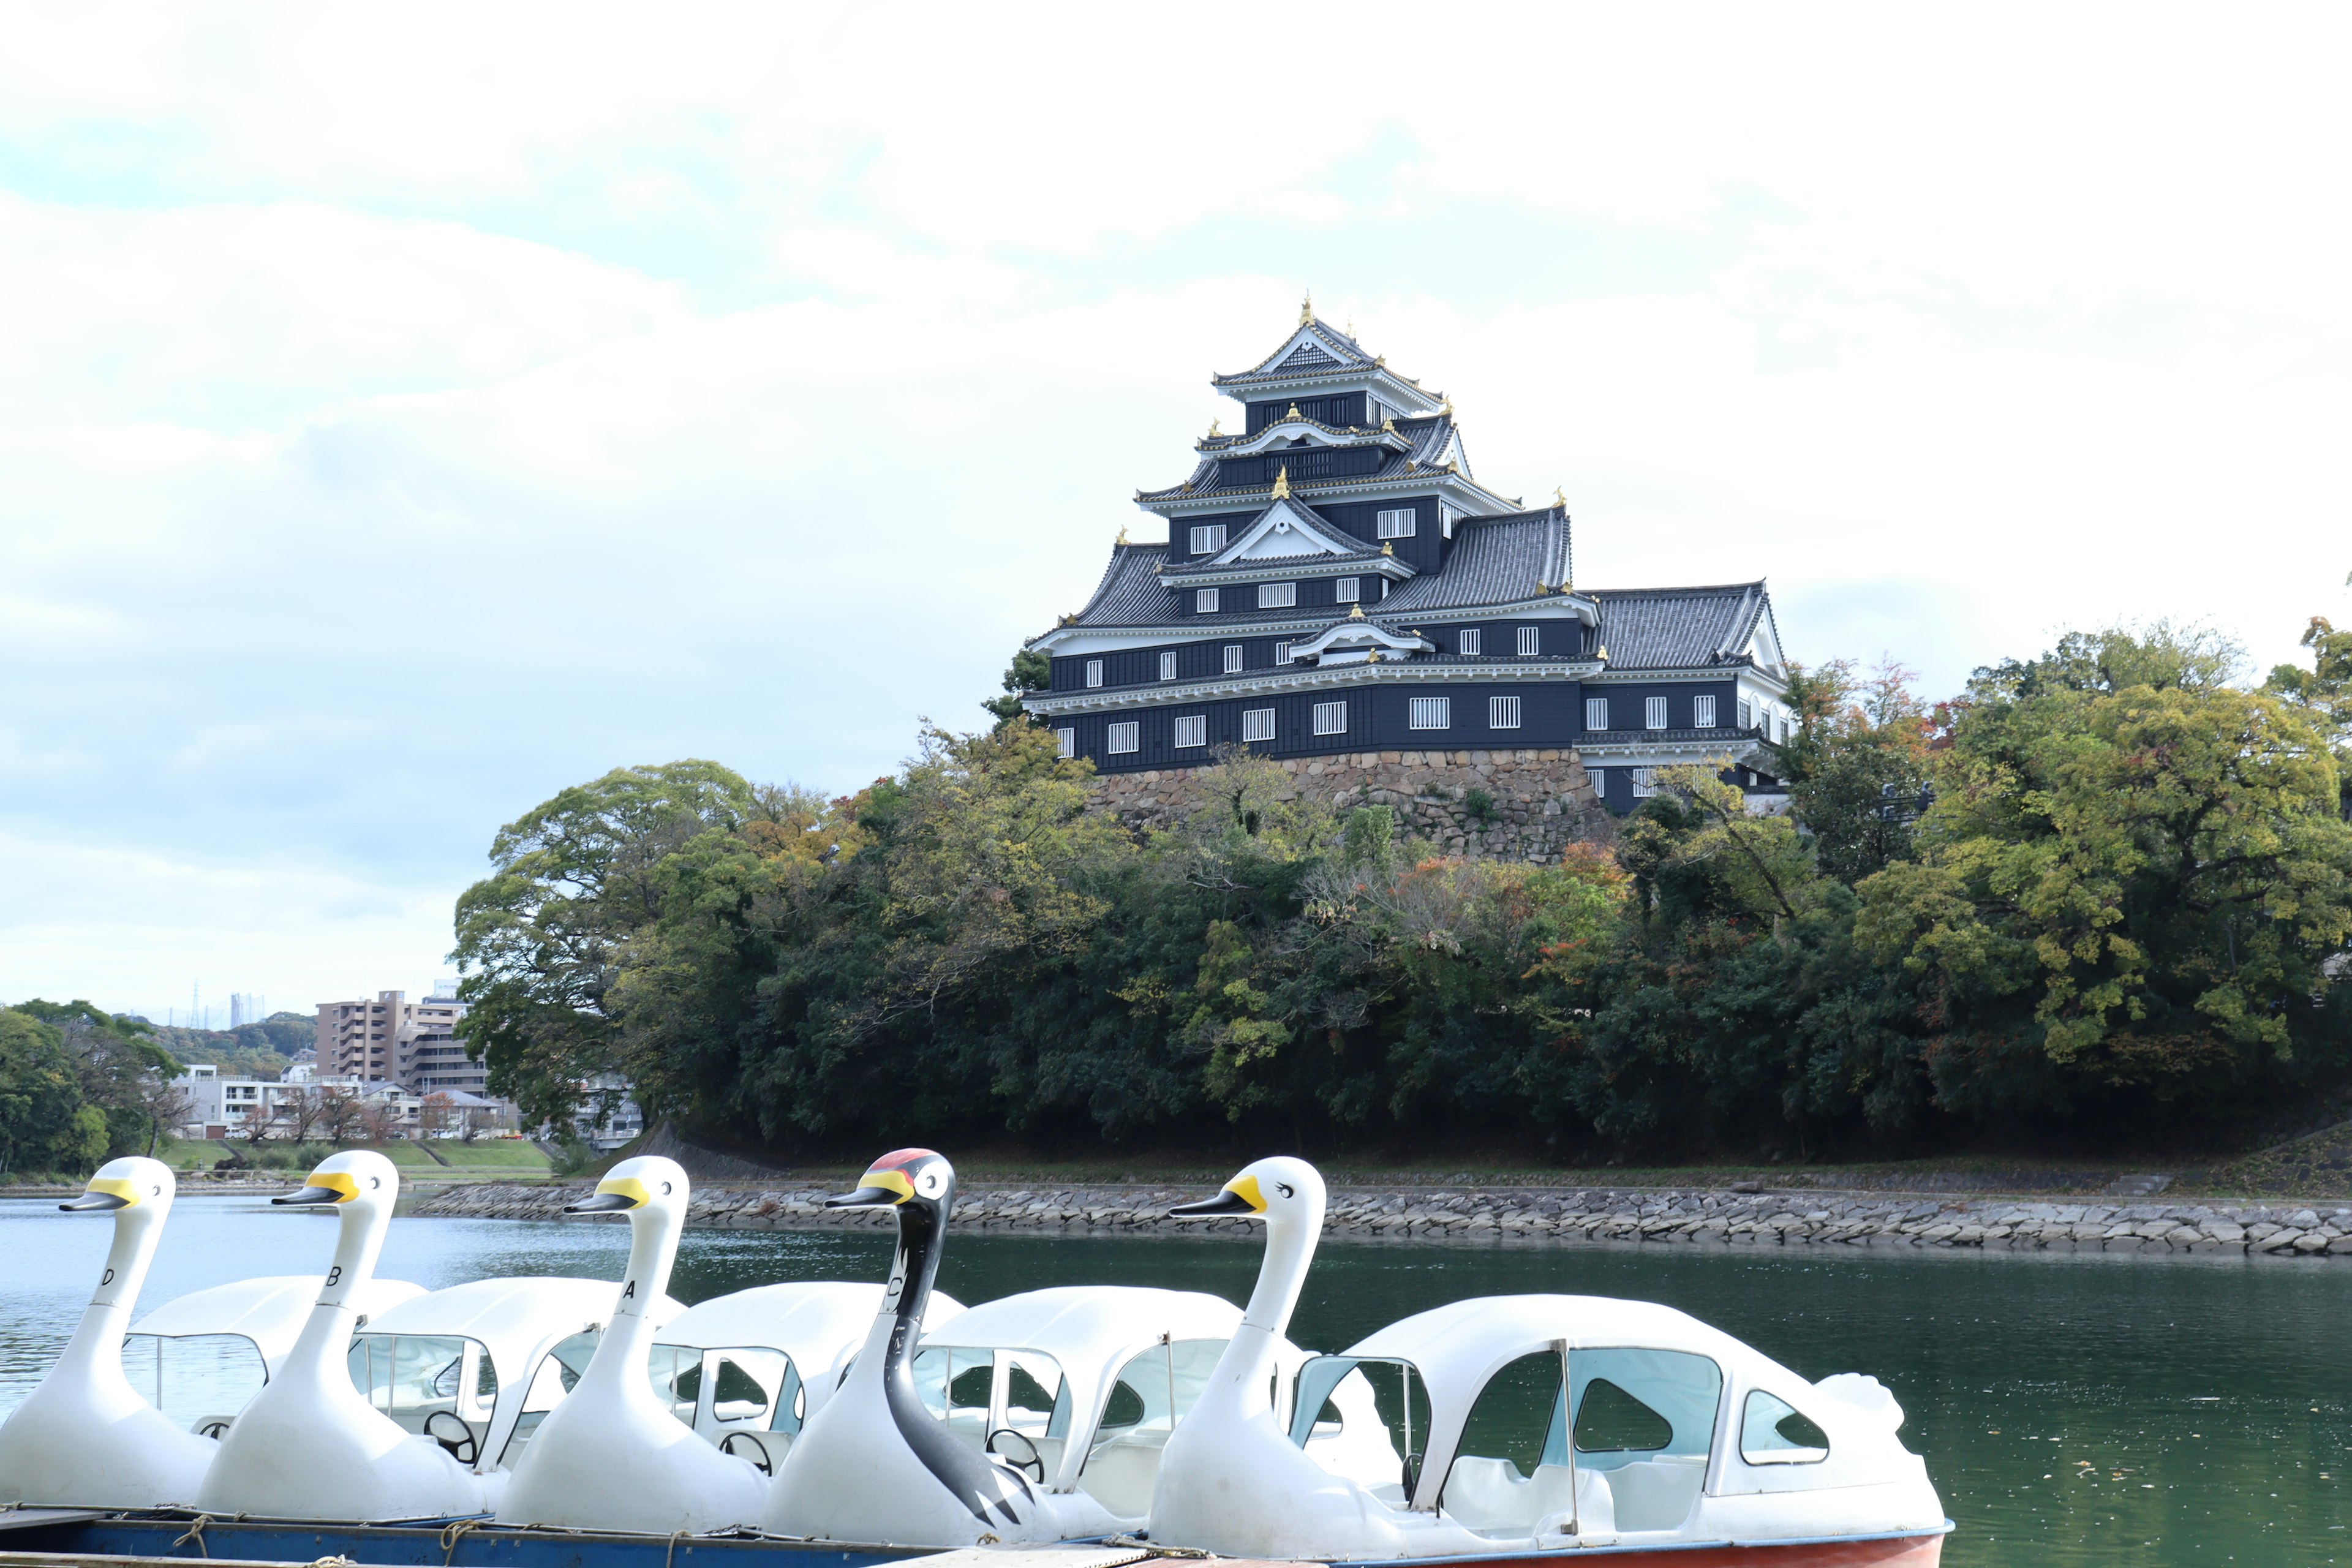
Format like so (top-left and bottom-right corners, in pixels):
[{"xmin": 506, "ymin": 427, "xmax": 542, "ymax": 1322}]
[{"xmin": 151, "ymin": 1010, "xmax": 314, "ymax": 1080}]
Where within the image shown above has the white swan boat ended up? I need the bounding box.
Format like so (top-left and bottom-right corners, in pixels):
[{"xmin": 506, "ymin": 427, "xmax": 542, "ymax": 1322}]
[
  {"xmin": 346, "ymin": 1273, "xmax": 671, "ymax": 1483},
  {"xmin": 496, "ymin": 1158, "xmax": 767, "ymax": 1534},
  {"xmin": 197, "ymin": 1150, "xmax": 493, "ymax": 1521},
  {"xmin": 1150, "ymin": 1156, "xmax": 1950, "ymax": 1566},
  {"xmin": 0, "ymin": 1159, "xmax": 218, "ymax": 1508},
  {"xmin": 652, "ymin": 1279, "xmax": 966, "ymax": 1473}
]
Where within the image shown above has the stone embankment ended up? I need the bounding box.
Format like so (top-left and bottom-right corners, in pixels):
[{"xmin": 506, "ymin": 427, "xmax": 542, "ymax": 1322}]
[
  {"xmin": 413, "ymin": 1181, "xmax": 2352, "ymax": 1259},
  {"xmin": 1089, "ymin": 750, "xmax": 1601, "ymax": 862}
]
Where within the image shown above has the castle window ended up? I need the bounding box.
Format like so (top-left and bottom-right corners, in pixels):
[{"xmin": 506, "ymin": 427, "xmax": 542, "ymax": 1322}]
[
  {"xmin": 1646, "ymin": 696, "xmax": 1668, "ymax": 730},
  {"xmin": 1174, "ymin": 715, "xmax": 1207, "ymax": 748},
  {"xmin": 1695, "ymin": 695, "xmax": 1716, "ymax": 728},
  {"xmin": 1313, "ymin": 701, "xmax": 1348, "ymax": 736},
  {"xmin": 1585, "ymin": 697, "xmax": 1610, "ymax": 731},
  {"xmin": 1276, "ymin": 641, "xmax": 1295, "ymax": 665},
  {"xmin": 1189, "ymin": 523, "xmax": 1228, "ymax": 556},
  {"xmin": 1517, "ymin": 625, "xmax": 1540, "ymax": 657},
  {"xmin": 1588, "ymin": 767, "xmax": 1606, "ymax": 796},
  {"xmin": 1376, "ymin": 508, "xmax": 1416, "ymax": 539},
  {"xmin": 1409, "ymin": 696, "xmax": 1450, "ymax": 730},
  {"xmin": 1159, "ymin": 652, "xmax": 1177, "ymax": 682},
  {"xmin": 1197, "ymin": 588, "xmax": 1219, "ymax": 614},
  {"xmin": 1224, "ymin": 645, "xmax": 1245, "ymax": 674},
  {"xmin": 1085, "ymin": 660, "xmax": 1104, "ymax": 689},
  {"xmin": 1740, "ymin": 698, "xmax": 1755, "ymax": 729},
  {"xmin": 1055, "ymin": 728, "xmax": 1075, "ymax": 759},
  {"xmin": 1242, "ymin": 708, "xmax": 1276, "ymax": 742},
  {"xmin": 1632, "ymin": 766, "xmax": 1659, "ymax": 798},
  {"xmin": 1334, "ymin": 578, "xmax": 1361, "ymax": 603},
  {"xmin": 1107, "ymin": 722, "xmax": 1139, "ymax": 755},
  {"xmin": 1259, "ymin": 582, "xmax": 1297, "ymax": 608},
  {"xmin": 1458, "ymin": 628, "xmax": 1481, "ymax": 657},
  {"xmin": 1489, "ymin": 696, "xmax": 1521, "ymax": 729}
]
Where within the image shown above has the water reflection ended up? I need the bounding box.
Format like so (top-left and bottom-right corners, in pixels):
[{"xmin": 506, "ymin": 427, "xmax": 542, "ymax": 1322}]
[{"xmin": 1, "ymin": 1196, "xmax": 2347, "ymax": 1564}]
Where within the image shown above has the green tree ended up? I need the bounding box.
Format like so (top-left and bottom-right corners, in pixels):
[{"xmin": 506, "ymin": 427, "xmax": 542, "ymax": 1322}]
[
  {"xmin": 1857, "ymin": 627, "xmax": 2352, "ymax": 1115},
  {"xmin": 452, "ymin": 760, "xmax": 760, "ymax": 1132},
  {"xmin": 0, "ymin": 1010, "xmax": 110, "ymax": 1175},
  {"xmin": 981, "ymin": 647, "xmax": 1052, "ymax": 728},
  {"xmin": 12, "ymin": 1000, "xmax": 182, "ymax": 1156}
]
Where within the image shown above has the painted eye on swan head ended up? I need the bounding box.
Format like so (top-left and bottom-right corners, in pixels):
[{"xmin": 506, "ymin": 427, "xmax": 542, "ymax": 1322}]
[
  {"xmin": 661, "ymin": 1182, "xmax": 674, "ymax": 1196},
  {"xmin": 1276, "ymin": 1182, "xmax": 1296, "ymax": 1199},
  {"xmin": 916, "ymin": 1167, "xmax": 946, "ymax": 1198}
]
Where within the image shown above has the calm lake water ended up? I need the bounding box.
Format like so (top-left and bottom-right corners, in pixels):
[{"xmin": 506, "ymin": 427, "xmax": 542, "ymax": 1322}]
[{"xmin": 2, "ymin": 1193, "xmax": 2346, "ymax": 1566}]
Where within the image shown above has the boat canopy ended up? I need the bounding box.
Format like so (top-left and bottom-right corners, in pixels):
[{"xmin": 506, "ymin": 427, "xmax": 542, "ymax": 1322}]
[
  {"xmin": 915, "ymin": 1286, "xmax": 1244, "ymax": 1506},
  {"xmin": 661, "ymin": 1281, "xmax": 963, "ymax": 1363},
  {"xmin": 349, "ymin": 1276, "xmax": 680, "ymax": 1472},
  {"xmin": 652, "ymin": 1281, "xmax": 965, "ymax": 1454},
  {"xmin": 129, "ymin": 1276, "xmax": 425, "ymax": 1373},
  {"xmin": 1333, "ymin": 1294, "xmax": 1913, "ymax": 1523}
]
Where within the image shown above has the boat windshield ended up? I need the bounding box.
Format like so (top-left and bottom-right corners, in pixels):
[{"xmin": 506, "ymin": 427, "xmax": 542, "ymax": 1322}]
[
  {"xmin": 1288, "ymin": 1354, "xmax": 1429, "ymax": 1502},
  {"xmin": 910, "ymin": 1346, "xmax": 1067, "ymax": 1455},
  {"xmin": 1077, "ymin": 1340, "xmax": 1224, "ymax": 1517},
  {"xmin": 649, "ymin": 1345, "xmax": 806, "ymax": 1438},
  {"xmin": 1439, "ymin": 1345, "xmax": 1723, "ymax": 1538},
  {"xmin": 346, "ymin": 1333, "xmax": 497, "ymax": 1436},
  {"xmin": 496, "ymin": 1327, "xmax": 600, "ymax": 1466},
  {"xmin": 120, "ymin": 1333, "xmax": 268, "ymax": 1436}
]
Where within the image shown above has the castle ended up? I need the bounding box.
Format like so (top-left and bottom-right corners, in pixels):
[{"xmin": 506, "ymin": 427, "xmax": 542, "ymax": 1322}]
[{"xmin": 1020, "ymin": 305, "xmax": 1793, "ymax": 812}]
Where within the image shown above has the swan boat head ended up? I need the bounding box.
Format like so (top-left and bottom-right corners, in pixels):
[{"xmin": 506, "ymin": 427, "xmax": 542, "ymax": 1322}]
[
  {"xmin": 271, "ymin": 1148, "xmax": 396, "ymax": 1219},
  {"xmin": 62, "ymin": 1155, "xmax": 172, "ymax": 1215}
]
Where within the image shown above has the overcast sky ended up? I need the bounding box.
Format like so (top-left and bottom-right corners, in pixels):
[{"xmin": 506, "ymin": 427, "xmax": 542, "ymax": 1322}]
[{"xmin": 3, "ymin": 7, "xmax": 2348, "ymax": 1025}]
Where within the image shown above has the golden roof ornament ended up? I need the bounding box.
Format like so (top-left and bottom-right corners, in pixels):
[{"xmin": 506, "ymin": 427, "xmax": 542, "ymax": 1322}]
[
  {"xmin": 1286, "ymin": 402, "xmax": 1302, "ymax": 420},
  {"xmin": 1596, "ymin": 644, "xmax": 1610, "ymax": 661},
  {"xmin": 1117, "ymin": 524, "xmax": 1129, "ymax": 544},
  {"xmin": 1208, "ymin": 418, "xmax": 1221, "ymax": 437},
  {"xmin": 1349, "ymin": 602, "xmax": 1366, "ymax": 620},
  {"xmin": 1439, "ymin": 396, "xmax": 1453, "ymax": 417},
  {"xmin": 1553, "ymin": 486, "xmax": 1567, "ymax": 508},
  {"xmin": 1300, "ymin": 293, "xmax": 1314, "ymax": 325},
  {"xmin": 1381, "ymin": 415, "xmax": 1396, "ymax": 433},
  {"xmin": 1271, "ymin": 465, "xmax": 1291, "ymax": 499},
  {"xmin": 1381, "ymin": 540, "xmax": 1394, "ymax": 556},
  {"xmin": 1368, "ymin": 649, "xmax": 1383, "ymax": 662}
]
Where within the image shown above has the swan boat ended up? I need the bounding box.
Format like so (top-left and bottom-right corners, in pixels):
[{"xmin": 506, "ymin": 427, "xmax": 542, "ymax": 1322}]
[
  {"xmin": 1149, "ymin": 1157, "xmax": 1951, "ymax": 1566},
  {"xmin": 652, "ymin": 1280, "xmax": 967, "ymax": 1474},
  {"xmin": 197, "ymin": 1151, "xmax": 493, "ymax": 1521},
  {"xmin": 497, "ymin": 1158, "xmax": 767, "ymax": 1534},
  {"xmin": 0, "ymin": 1159, "xmax": 218, "ymax": 1508}
]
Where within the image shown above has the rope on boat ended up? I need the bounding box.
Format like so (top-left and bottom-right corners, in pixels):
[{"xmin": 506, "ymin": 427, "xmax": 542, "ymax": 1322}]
[
  {"xmin": 172, "ymin": 1513, "xmax": 214, "ymax": 1558},
  {"xmin": 664, "ymin": 1527, "xmax": 690, "ymax": 1568},
  {"xmin": 440, "ymin": 1517, "xmax": 486, "ymax": 1566}
]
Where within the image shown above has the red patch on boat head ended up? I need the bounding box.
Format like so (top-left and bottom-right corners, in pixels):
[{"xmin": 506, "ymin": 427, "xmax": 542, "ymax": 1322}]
[{"xmin": 867, "ymin": 1147, "xmax": 938, "ymax": 1174}]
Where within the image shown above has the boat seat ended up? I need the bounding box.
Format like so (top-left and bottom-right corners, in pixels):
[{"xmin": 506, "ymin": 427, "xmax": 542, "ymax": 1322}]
[
  {"xmin": 1078, "ymin": 1431, "xmax": 1167, "ymax": 1519},
  {"xmin": 1445, "ymin": 1458, "xmax": 1614, "ymax": 1537},
  {"xmin": 1597, "ymin": 1455, "xmax": 1705, "ymax": 1532}
]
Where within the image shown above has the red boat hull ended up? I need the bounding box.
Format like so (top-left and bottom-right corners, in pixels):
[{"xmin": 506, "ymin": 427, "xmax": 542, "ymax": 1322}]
[{"xmin": 1314, "ymin": 1534, "xmax": 1945, "ymax": 1568}]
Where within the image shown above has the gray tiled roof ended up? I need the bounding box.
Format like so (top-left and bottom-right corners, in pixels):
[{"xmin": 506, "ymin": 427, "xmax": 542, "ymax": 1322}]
[
  {"xmin": 1585, "ymin": 582, "xmax": 1770, "ymax": 669},
  {"xmin": 1214, "ymin": 322, "xmax": 1380, "ymax": 385},
  {"xmin": 1138, "ymin": 414, "xmax": 1456, "ymax": 502},
  {"xmin": 1379, "ymin": 507, "xmax": 1570, "ymax": 614}
]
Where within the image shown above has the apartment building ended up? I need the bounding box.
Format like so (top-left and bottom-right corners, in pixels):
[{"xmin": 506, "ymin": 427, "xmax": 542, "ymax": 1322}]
[{"xmin": 315, "ymin": 986, "xmax": 477, "ymax": 1090}]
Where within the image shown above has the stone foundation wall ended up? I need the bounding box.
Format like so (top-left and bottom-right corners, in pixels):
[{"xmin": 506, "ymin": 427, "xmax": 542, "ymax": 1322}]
[{"xmin": 1088, "ymin": 749, "xmax": 1602, "ymax": 862}]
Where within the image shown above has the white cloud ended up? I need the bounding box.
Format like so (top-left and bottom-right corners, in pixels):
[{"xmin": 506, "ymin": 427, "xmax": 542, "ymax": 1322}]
[{"xmin": 1, "ymin": 7, "xmax": 2349, "ymax": 1011}]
